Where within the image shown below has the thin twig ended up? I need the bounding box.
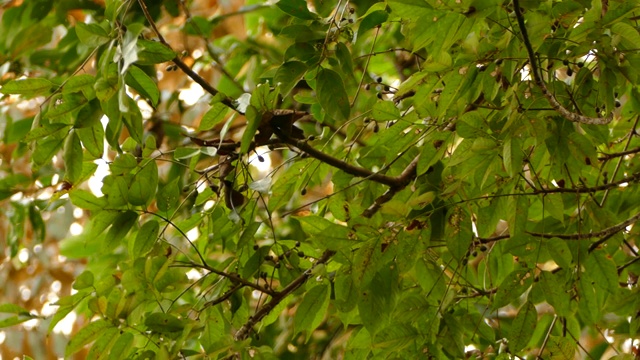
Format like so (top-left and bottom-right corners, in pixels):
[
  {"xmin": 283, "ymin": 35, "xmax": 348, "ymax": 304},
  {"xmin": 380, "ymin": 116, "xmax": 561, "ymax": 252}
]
[
  {"xmin": 137, "ymin": 0, "xmax": 237, "ymax": 111},
  {"xmin": 600, "ymin": 115, "xmax": 640, "ymax": 206}
]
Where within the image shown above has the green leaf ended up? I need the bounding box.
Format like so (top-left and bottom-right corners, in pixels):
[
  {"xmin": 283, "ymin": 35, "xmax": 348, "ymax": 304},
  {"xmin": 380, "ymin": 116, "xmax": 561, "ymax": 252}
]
[
  {"xmin": 493, "ymin": 269, "xmax": 533, "ymax": 309},
  {"xmin": 274, "ymin": 61, "xmax": 308, "ymax": 97},
  {"xmin": 316, "ymin": 68, "xmax": 350, "ymax": 122},
  {"xmin": 352, "ymin": 238, "xmax": 382, "ymax": 288},
  {"xmin": 73, "ymin": 270, "xmax": 94, "ymax": 290},
  {"xmin": 32, "ymin": 136, "xmax": 66, "ymax": 168},
  {"xmin": 77, "ymin": 122, "xmax": 105, "ymax": 159},
  {"xmin": 70, "ymin": 189, "xmax": 107, "ymax": 211},
  {"xmin": 358, "ymin": 272, "xmax": 393, "ymax": 335},
  {"xmin": 144, "ymin": 313, "xmax": 185, "ymax": 333},
  {"xmin": 371, "ymin": 101, "xmax": 401, "ymax": 121},
  {"xmin": 156, "ymin": 177, "xmax": 181, "ymax": 212},
  {"xmin": 276, "ymin": 0, "xmax": 317, "ymax": 20},
  {"xmin": 108, "ymin": 331, "xmax": 134, "ymax": 360},
  {"xmin": 104, "ymin": 211, "xmax": 138, "ymax": 251},
  {"xmin": 0, "ymin": 303, "xmax": 30, "ymax": 315},
  {"xmin": 585, "ymin": 251, "xmax": 618, "ymax": 293},
  {"xmin": 509, "ymin": 301, "xmax": 537, "ymax": 352},
  {"xmin": 128, "ymin": 160, "xmax": 159, "ymax": 206},
  {"xmin": 174, "ymin": 147, "xmax": 200, "ymax": 159},
  {"xmin": 546, "ymin": 336, "xmax": 575, "ymax": 360},
  {"xmin": 131, "ymin": 220, "xmax": 159, "ymax": 258},
  {"xmin": 1, "ymin": 78, "xmax": 53, "ymax": 97},
  {"xmin": 358, "ymin": 10, "xmax": 389, "ymax": 42},
  {"xmin": 199, "ymin": 101, "xmax": 229, "ymax": 131},
  {"xmin": 125, "ymin": 66, "xmax": 160, "ymax": 106},
  {"xmin": 65, "ymin": 319, "xmax": 113, "ymax": 357},
  {"xmin": 296, "ymin": 215, "xmax": 352, "ymax": 250},
  {"xmin": 63, "ymin": 131, "xmax": 83, "ymax": 184},
  {"xmin": 87, "ymin": 326, "xmax": 119, "ymax": 360},
  {"xmin": 75, "ymin": 22, "xmax": 110, "ymax": 47},
  {"xmin": 373, "ymin": 324, "xmax": 417, "ymax": 351},
  {"xmin": 237, "ymin": 222, "xmax": 261, "ymax": 249},
  {"xmin": 136, "ymin": 39, "xmax": 176, "ymax": 65},
  {"xmin": 294, "ymin": 284, "xmax": 330, "ymax": 340},
  {"xmin": 241, "ymin": 105, "xmax": 261, "ymax": 154},
  {"xmin": 64, "ymin": 74, "xmax": 96, "ymax": 96}
]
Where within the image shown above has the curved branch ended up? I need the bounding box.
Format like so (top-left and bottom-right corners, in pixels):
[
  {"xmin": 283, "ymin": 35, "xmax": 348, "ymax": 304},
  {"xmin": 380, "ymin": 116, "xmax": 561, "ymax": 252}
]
[{"xmin": 512, "ymin": 0, "xmax": 612, "ymax": 125}]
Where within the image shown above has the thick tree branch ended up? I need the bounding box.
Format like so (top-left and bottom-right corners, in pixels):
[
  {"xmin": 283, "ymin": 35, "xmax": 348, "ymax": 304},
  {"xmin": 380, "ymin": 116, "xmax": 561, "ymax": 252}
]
[
  {"xmin": 273, "ymin": 127, "xmax": 413, "ymax": 188},
  {"xmin": 512, "ymin": 0, "xmax": 612, "ymax": 125},
  {"xmin": 234, "ymin": 249, "xmax": 336, "ymax": 341},
  {"xmin": 362, "ymin": 155, "xmax": 419, "ymax": 218},
  {"xmin": 137, "ymin": 0, "xmax": 237, "ymax": 111}
]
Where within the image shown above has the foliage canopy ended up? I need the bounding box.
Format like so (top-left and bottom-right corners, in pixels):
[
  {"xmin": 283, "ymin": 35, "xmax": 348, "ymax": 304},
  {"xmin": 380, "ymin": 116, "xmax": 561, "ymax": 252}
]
[{"xmin": 1, "ymin": 0, "xmax": 640, "ymax": 358}]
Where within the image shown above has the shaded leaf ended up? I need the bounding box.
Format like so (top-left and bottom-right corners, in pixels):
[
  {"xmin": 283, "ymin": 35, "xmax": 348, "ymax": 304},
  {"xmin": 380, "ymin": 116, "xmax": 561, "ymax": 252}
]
[{"xmin": 317, "ymin": 68, "xmax": 350, "ymax": 122}]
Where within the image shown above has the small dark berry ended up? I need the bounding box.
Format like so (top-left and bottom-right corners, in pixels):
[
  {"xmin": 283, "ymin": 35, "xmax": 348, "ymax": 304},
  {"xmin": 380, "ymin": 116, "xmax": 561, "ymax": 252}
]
[
  {"xmin": 295, "ymin": 241, "xmax": 301, "ymax": 247},
  {"xmin": 253, "ymin": 244, "xmax": 259, "ymax": 250},
  {"xmin": 478, "ymin": 64, "xmax": 487, "ymax": 72},
  {"xmin": 275, "ymin": 263, "xmax": 281, "ymax": 268},
  {"xmin": 376, "ymin": 92, "xmax": 383, "ymax": 99},
  {"xmin": 562, "ymin": 59, "xmax": 569, "ymax": 66},
  {"xmin": 182, "ymin": 185, "xmax": 190, "ymax": 192},
  {"xmin": 301, "ymin": 188, "xmax": 307, "ymax": 195},
  {"xmin": 364, "ymin": 83, "xmax": 370, "ymax": 91},
  {"xmin": 257, "ymin": 155, "xmax": 264, "ymax": 162},
  {"xmin": 566, "ymin": 68, "xmax": 573, "ymax": 76},
  {"xmin": 264, "ymin": 255, "xmax": 273, "ymax": 261},
  {"xmin": 616, "ymin": 100, "xmax": 621, "ymax": 108},
  {"xmin": 298, "ymin": 251, "xmax": 305, "ymax": 257},
  {"xmin": 577, "ymin": 62, "xmax": 584, "ymax": 68},
  {"xmin": 373, "ymin": 123, "xmax": 379, "ymax": 133},
  {"xmin": 307, "ymin": 135, "xmax": 315, "ymax": 141},
  {"xmin": 472, "ymin": 251, "xmax": 478, "ymax": 257},
  {"xmin": 480, "ymin": 245, "xmax": 487, "ymax": 252},
  {"xmin": 462, "ymin": 259, "xmax": 468, "ymax": 265},
  {"xmin": 595, "ymin": 107, "xmax": 600, "ymax": 113},
  {"xmin": 495, "ymin": 58, "xmax": 503, "ymax": 65},
  {"xmin": 348, "ymin": 19, "xmax": 354, "ymax": 23},
  {"xmin": 376, "ymin": 76, "xmax": 382, "ymax": 83},
  {"xmin": 349, "ymin": 7, "xmax": 355, "ymax": 13}
]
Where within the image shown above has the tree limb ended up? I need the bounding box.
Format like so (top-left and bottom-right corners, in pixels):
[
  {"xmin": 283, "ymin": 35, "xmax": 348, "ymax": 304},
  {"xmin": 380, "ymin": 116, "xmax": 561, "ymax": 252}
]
[
  {"xmin": 512, "ymin": 0, "xmax": 612, "ymax": 125},
  {"xmin": 273, "ymin": 127, "xmax": 413, "ymax": 188}
]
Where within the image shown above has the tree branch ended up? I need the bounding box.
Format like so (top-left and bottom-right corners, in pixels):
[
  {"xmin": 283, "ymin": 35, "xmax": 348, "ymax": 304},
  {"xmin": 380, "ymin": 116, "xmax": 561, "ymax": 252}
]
[
  {"xmin": 362, "ymin": 155, "xmax": 419, "ymax": 218},
  {"xmin": 478, "ymin": 211, "xmax": 640, "ymax": 241},
  {"xmin": 187, "ymin": 262, "xmax": 277, "ymax": 297},
  {"xmin": 273, "ymin": 127, "xmax": 413, "ymax": 188},
  {"xmin": 137, "ymin": 0, "xmax": 237, "ymax": 111},
  {"xmin": 512, "ymin": 0, "xmax": 612, "ymax": 125},
  {"xmin": 234, "ymin": 249, "xmax": 336, "ymax": 341}
]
